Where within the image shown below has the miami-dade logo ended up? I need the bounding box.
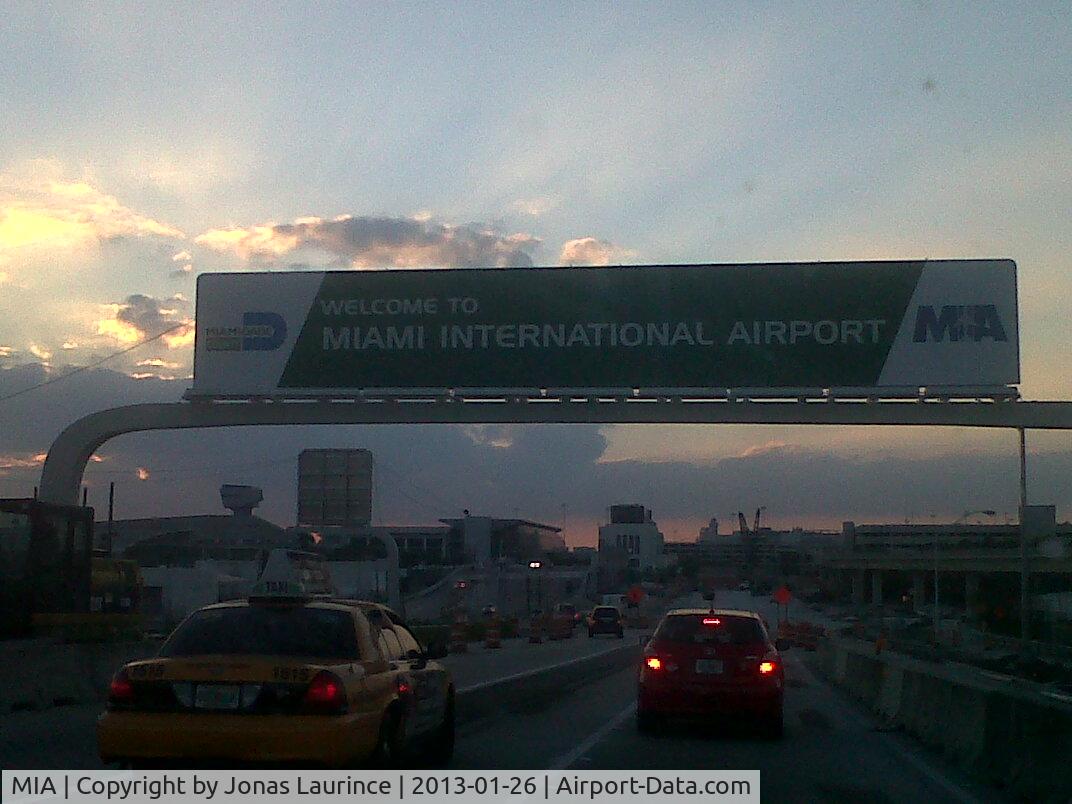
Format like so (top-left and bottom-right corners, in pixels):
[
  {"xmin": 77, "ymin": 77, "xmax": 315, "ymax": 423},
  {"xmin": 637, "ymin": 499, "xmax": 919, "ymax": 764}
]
[
  {"xmin": 205, "ymin": 312, "xmax": 287, "ymax": 352},
  {"xmin": 913, "ymin": 304, "xmax": 1007, "ymax": 343}
]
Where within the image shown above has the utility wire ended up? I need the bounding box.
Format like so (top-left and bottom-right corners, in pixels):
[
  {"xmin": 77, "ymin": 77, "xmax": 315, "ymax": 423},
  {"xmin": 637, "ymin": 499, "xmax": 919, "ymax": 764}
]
[{"xmin": 0, "ymin": 322, "xmax": 187, "ymax": 405}]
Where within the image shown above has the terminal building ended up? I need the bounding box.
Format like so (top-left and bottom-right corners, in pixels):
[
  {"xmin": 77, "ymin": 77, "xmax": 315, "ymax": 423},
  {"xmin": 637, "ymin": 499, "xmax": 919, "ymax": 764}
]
[{"xmin": 825, "ymin": 509, "xmax": 1072, "ymax": 633}]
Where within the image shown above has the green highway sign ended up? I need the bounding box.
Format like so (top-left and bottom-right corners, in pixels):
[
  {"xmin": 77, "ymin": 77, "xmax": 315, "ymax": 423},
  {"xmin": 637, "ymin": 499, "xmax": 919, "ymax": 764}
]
[{"xmin": 191, "ymin": 260, "xmax": 1019, "ymax": 397}]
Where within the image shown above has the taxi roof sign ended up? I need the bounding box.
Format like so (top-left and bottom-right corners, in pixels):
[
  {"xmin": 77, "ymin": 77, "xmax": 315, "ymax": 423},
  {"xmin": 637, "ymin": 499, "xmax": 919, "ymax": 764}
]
[{"xmin": 250, "ymin": 549, "xmax": 336, "ymax": 601}]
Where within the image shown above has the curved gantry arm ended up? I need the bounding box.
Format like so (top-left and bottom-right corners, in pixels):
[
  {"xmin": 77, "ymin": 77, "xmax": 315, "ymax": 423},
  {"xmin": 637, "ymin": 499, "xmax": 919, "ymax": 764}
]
[{"xmin": 39, "ymin": 398, "xmax": 1072, "ymax": 506}]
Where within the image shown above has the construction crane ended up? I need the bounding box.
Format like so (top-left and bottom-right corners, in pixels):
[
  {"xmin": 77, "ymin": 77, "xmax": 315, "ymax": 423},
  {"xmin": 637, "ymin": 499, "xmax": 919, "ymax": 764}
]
[
  {"xmin": 738, "ymin": 512, "xmax": 750, "ymax": 535},
  {"xmin": 754, "ymin": 507, "xmax": 766, "ymax": 533}
]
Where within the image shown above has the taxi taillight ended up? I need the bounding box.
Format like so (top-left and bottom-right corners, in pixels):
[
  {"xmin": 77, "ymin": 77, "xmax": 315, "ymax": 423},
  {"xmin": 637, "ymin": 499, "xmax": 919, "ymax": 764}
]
[
  {"xmin": 107, "ymin": 669, "xmax": 135, "ymax": 706},
  {"xmin": 303, "ymin": 671, "xmax": 347, "ymax": 714}
]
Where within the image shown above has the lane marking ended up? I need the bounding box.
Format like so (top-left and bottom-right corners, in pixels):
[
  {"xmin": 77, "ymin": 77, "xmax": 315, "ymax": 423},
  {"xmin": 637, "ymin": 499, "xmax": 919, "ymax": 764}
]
[
  {"xmin": 978, "ymin": 671, "xmax": 1013, "ymax": 683},
  {"xmin": 1042, "ymin": 690, "xmax": 1072, "ymax": 704},
  {"xmin": 548, "ymin": 702, "xmax": 635, "ymax": 770},
  {"xmin": 458, "ymin": 642, "xmax": 630, "ymax": 694},
  {"xmin": 791, "ymin": 655, "xmax": 983, "ymax": 804}
]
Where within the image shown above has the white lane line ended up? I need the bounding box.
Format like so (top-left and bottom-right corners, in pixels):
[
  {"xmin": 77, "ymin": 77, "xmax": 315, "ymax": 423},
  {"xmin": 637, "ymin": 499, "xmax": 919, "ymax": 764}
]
[
  {"xmin": 790, "ymin": 655, "xmax": 982, "ymax": 804},
  {"xmin": 978, "ymin": 671, "xmax": 1013, "ymax": 683},
  {"xmin": 548, "ymin": 702, "xmax": 635, "ymax": 770}
]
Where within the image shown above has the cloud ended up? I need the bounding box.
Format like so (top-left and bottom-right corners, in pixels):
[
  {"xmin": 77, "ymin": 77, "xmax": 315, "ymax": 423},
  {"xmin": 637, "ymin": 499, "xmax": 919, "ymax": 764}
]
[
  {"xmin": 171, "ymin": 250, "xmax": 192, "ymax": 262},
  {"xmin": 558, "ymin": 237, "xmax": 636, "ymax": 266},
  {"xmin": 135, "ymin": 358, "xmax": 181, "ymax": 369},
  {"xmin": 196, "ymin": 214, "xmax": 541, "ymax": 268},
  {"xmin": 0, "ymin": 451, "xmax": 46, "ymax": 474},
  {"xmin": 512, "ymin": 197, "xmax": 558, "ymax": 217},
  {"xmin": 0, "ymin": 163, "xmax": 185, "ymax": 258},
  {"xmin": 737, "ymin": 440, "xmax": 794, "ymax": 459},
  {"xmin": 28, "ymin": 343, "xmax": 52, "ymax": 362},
  {"xmin": 462, "ymin": 425, "xmax": 516, "ymax": 449},
  {"xmin": 96, "ymin": 293, "xmax": 193, "ymax": 349}
]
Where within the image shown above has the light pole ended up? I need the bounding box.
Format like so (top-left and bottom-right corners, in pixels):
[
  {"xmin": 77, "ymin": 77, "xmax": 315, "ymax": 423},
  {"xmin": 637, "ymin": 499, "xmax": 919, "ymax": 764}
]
[{"xmin": 527, "ymin": 561, "xmax": 541, "ymax": 616}]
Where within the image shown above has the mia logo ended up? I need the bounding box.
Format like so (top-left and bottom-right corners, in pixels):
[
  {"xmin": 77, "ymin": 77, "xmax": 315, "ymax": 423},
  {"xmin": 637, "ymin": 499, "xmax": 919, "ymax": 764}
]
[
  {"xmin": 205, "ymin": 312, "xmax": 287, "ymax": 352},
  {"xmin": 912, "ymin": 305, "xmax": 1008, "ymax": 343}
]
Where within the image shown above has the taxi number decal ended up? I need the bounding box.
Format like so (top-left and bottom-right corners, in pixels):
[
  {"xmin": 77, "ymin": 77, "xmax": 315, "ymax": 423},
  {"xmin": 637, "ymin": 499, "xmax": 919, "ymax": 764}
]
[{"xmin": 272, "ymin": 666, "xmax": 313, "ymax": 682}]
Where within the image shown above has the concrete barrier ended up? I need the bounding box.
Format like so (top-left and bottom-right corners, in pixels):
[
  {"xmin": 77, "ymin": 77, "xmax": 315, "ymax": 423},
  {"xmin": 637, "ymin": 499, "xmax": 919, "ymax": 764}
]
[
  {"xmin": 816, "ymin": 637, "xmax": 1072, "ymax": 803},
  {"xmin": 455, "ymin": 643, "xmax": 640, "ymax": 726}
]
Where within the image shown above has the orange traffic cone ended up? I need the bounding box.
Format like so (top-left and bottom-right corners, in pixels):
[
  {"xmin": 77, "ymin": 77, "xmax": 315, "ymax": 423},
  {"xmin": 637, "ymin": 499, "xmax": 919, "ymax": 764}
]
[
  {"xmin": 485, "ymin": 616, "xmax": 502, "ymax": 649},
  {"xmin": 449, "ymin": 610, "xmax": 468, "ymax": 653}
]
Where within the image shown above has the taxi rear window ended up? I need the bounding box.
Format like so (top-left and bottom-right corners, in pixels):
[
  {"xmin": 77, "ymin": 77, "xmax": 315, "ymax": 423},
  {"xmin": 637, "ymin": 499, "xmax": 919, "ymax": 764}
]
[
  {"xmin": 593, "ymin": 607, "xmax": 619, "ymax": 619},
  {"xmin": 655, "ymin": 615, "xmax": 764, "ymax": 645},
  {"xmin": 160, "ymin": 606, "xmax": 361, "ymax": 660}
]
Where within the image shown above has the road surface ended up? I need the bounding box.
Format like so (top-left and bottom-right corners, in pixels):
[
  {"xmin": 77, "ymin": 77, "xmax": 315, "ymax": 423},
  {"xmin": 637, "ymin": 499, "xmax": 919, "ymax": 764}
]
[{"xmin": 0, "ymin": 591, "xmax": 1009, "ymax": 802}]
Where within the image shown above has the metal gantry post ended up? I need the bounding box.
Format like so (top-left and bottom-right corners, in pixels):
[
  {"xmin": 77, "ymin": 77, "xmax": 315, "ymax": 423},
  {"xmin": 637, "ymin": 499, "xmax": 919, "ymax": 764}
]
[
  {"xmin": 1019, "ymin": 427, "xmax": 1030, "ymax": 649},
  {"xmin": 933, "ymin": 527, "xmax": 940, "ymax": 643}
]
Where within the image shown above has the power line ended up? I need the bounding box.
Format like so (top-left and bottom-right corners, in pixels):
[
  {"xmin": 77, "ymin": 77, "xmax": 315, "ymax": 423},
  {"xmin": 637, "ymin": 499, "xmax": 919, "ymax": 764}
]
[{"xmin": 0, "ymin": 322, "xmax": 187, "ymax": 405}]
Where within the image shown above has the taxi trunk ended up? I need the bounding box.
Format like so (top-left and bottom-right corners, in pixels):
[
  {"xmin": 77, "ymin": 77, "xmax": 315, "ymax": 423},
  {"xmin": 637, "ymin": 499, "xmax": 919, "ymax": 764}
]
[{"xmin": 98, "ymin": 655, "xmax": 379, "ymax": 766}]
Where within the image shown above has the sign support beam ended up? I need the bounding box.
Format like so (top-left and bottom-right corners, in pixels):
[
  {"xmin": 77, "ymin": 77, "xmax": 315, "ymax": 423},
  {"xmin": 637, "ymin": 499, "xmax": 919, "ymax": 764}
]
[{"xmin": 37, "ymin": 398, "xmax": 1072, "ymax": 507}]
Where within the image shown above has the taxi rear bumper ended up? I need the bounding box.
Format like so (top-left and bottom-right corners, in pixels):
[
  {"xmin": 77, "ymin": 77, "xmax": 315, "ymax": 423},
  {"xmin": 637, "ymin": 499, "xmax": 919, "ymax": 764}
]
[{"xmin": 98, "ymin": 709, "xmax": 382, "ymax": 767}]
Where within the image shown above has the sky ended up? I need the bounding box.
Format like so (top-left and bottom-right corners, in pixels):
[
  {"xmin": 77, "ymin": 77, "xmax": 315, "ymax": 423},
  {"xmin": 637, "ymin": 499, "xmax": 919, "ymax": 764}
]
[{"xmin": 1, "ymin": 2, "xmax": 1071, "ymax": 545}]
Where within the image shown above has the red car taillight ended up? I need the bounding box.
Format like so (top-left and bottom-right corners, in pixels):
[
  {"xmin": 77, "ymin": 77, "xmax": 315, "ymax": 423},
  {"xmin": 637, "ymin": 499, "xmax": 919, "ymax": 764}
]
[
  {"xmin": 759, "ymin": 661, "xmax": 776, "ymax": 674},
  {"xmin": 303, "ymin": 671, "xmax": 347, "ymax": 714},
  {"xmin": 645, "ymin": 656, "xmax": 663, "ymax": 670},
  {"xmin": 107, "ymin": 669, "xmax": 135, "ymax": 707}
]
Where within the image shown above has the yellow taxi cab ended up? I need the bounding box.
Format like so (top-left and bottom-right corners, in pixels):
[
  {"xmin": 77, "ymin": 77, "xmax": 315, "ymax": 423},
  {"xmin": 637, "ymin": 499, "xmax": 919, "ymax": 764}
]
[{"xmin": 97, "ymin": 551, "xmax": 455, "ymax": 767}]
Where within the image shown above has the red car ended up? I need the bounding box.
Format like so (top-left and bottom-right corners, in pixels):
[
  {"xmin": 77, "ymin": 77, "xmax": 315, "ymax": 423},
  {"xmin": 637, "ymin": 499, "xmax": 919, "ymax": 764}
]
[{"xmin": 637, "ymin": 608, "xmax": 786, "ymax": 738}]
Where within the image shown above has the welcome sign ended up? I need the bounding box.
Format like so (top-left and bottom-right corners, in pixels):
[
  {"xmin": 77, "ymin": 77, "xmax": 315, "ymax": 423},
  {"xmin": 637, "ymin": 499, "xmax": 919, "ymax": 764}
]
[{"xmin": 190, "ymin": 260, "xmax": 1019, "ymax": 396}]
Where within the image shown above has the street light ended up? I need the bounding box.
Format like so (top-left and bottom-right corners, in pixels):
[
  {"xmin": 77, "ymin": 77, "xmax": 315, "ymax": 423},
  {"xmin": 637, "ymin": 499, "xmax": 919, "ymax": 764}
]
[{"xmin": 526, "ymin": 561, "xmax": 542, "ymax": 616}]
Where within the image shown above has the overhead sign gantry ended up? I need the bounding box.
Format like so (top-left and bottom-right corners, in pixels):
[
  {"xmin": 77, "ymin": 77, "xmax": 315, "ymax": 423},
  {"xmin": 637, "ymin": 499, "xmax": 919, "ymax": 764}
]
[{"xmin": 37, "ymin": 258, "xmax": 1053, "ymax": 509}]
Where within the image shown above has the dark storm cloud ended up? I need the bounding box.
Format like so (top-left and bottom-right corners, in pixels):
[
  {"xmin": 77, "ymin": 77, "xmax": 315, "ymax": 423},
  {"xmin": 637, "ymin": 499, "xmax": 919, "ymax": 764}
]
[
  {"xmin": 113, "ymin": 294, "xmax": 192, "ymax": 337},
  {"xmin": 2, "ymin": 365, "xmax": 1071, "ymax": 534},
  {"xmin": 196, "ymin": 215, "xmax": 541, "ymax": 268}
]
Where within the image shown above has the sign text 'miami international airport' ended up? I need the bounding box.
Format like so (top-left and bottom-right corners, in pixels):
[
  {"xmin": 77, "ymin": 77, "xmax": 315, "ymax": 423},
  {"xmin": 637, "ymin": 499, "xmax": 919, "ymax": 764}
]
[{"xmin": 190, "ymin": 260, "xmax": 1019, "ymax": 396}]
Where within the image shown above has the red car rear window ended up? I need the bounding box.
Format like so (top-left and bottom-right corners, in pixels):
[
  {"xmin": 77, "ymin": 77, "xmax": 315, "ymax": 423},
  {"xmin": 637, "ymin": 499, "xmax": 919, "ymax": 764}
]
[{"xmin": 654, "ymin": 615, "xmax": 764, "ymax": 645}]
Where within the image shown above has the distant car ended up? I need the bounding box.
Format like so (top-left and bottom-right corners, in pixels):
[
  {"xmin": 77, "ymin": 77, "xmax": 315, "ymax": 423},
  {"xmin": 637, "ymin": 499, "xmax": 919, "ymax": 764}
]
[
  {"xmin": 637, "ymin": 608, "xmax": 786, "ymax": 738},
  {"xmin": 98, "ymin": 565, "xmax": 455, "ymax": 767},
  {"xmin": 553, "ymin": 603, "xmax": 580, "ymax": 624},
  {"xmin": 587, "ymin": 606, "xmax": 624, "ymax": 638},
  {"xmin": 549, "ymin": 603, "xmax": 578, "ymax": 639},
  {"xmin": 737, "ymin": 582, "xmax": 751, "ymax": 592}
]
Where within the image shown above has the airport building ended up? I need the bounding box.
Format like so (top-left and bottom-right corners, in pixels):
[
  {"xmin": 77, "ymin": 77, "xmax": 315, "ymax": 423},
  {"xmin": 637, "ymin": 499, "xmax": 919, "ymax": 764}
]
[{"xmin": 598, "ymin": 504, "xmax": 665, "ymax": 572}]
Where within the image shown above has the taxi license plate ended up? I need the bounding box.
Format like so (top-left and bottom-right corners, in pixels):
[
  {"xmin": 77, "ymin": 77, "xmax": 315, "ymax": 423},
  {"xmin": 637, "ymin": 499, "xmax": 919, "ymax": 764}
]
[
  {"xmin": 695, "ymin": 659, "xmax": 724, "ymax": 674},
  {"xmin": 194, "ymin": 684, "xmax": 241, "ymax": 710}
]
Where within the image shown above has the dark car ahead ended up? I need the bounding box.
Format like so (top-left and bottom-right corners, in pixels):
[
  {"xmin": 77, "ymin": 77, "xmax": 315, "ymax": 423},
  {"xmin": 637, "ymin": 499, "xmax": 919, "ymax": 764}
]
[
  {"xmin": 587, "ymin": 606, "xmax": 624, "ymax": 638},
  {"xmin": 637, "ymin": 608, "xmax": 786, "ymax": 738}
]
